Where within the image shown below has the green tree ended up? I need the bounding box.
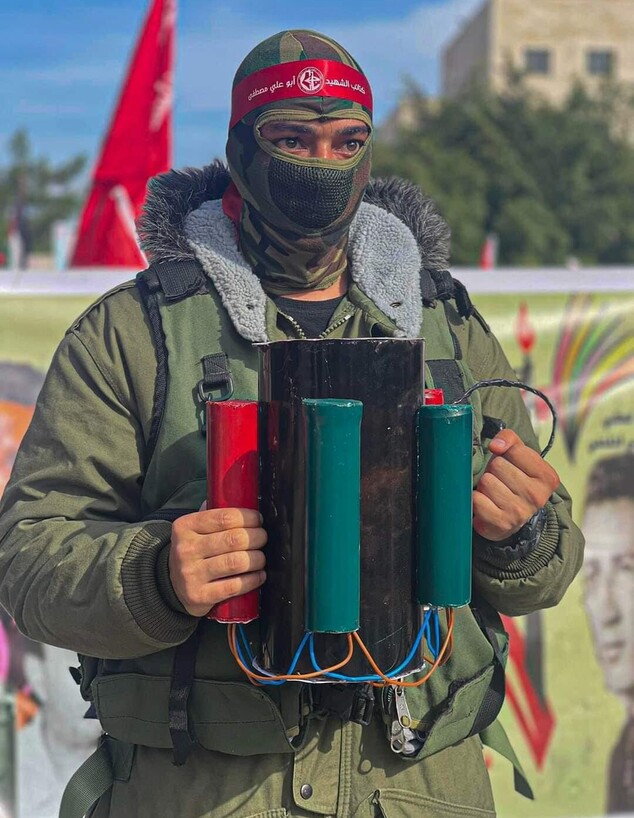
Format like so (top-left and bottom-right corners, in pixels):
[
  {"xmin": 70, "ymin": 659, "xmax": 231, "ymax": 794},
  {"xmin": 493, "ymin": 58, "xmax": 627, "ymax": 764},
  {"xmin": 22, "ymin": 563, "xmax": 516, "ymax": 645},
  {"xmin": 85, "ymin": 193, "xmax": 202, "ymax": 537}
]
[
  {"xmin": 0, "ymin": 129, "xmax": 86, "ymax": 258},
  {"xmin": 374, "ymin": 81, "xmax": 634, "ymax": 265}
]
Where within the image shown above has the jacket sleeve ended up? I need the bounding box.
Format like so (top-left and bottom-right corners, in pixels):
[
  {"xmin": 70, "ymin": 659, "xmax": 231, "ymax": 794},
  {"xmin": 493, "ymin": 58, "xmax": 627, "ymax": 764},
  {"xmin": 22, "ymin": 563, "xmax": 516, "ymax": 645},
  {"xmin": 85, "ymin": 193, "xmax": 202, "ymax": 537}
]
[
  {"xmin": 0, "ymin": 290, "xmax": 197, "ymax": 659},
  {"xmin": 448, "ymin": 302, "xmax": 585, "ymax": 617}
]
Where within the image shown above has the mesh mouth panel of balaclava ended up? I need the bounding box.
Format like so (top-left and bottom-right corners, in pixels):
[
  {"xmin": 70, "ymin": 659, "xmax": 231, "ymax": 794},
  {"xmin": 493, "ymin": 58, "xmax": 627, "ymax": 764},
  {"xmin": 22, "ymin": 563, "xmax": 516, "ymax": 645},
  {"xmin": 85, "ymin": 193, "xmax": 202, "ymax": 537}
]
[
  {"xmin": 268, "ymin": 160, "xmax": 355, "ymax": 229},
  {"xmin": 225, "ymin": 30, "xmax": 373, "ymax": 294}
]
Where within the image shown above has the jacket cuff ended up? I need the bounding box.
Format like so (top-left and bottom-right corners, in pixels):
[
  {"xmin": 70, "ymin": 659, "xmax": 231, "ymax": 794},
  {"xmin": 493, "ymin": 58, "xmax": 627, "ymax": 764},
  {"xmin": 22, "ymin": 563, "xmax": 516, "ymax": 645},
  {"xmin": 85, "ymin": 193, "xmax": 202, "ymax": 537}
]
[
  {"xmin": 121, "ymin": 522, "xmax": 197, "ymax": 643},
  {"xmin": 155, "ymin": 541, "xmax": 190, "ymax": 615},
  {"xmin": 473, "ymin": 503, "xmax": 559, "ymax": 580},
  {"xmin": 474, "ymin": 506, "xmax": 547, "ymax": 567}
]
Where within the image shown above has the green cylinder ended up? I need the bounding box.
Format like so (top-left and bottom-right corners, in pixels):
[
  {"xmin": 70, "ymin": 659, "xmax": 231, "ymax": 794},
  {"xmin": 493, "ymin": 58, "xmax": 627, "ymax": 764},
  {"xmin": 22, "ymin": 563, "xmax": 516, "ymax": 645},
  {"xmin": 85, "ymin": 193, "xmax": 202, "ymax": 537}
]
[
  {"xmin": 416, "ymin": 404, "xmax": 473, "ymax": 607},
  {"xmin": 303, "ymin": 398, "xmax": 363, "ymax": 633}
]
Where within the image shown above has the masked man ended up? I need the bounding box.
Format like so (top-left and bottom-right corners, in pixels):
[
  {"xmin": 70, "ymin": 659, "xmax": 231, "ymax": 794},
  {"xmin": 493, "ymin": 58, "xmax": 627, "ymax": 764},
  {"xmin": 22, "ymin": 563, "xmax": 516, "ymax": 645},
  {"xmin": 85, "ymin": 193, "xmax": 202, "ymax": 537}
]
[{"xmin": 0, "ymin": 30, "xmax": 583, "ymax": 818}]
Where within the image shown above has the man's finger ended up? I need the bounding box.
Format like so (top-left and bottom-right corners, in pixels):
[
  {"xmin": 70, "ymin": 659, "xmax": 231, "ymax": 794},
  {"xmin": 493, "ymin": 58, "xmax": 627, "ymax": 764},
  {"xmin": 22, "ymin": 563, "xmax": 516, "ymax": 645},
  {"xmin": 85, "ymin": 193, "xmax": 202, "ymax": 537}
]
[
  {"xmin": 208, "ymin": 570, "xmax": 267, "ymax": 606},
  {"xmin": 175, "ymin": 507, "xmax": 263, "ymax": 536},
  {"xmin": 488, "ymin": 429, "xmax": 522, "ymax": 454},
  {"xmin": 475, "ymin": 472, "xmax": 534, "ymax": 531},
  {"xmin": 488, "ymin": 431, "xmax": 560, "ymax": 489},
  {"xmin": 472, "ymin": 491, "xmax": 507, "ymax": 540},
  {"xmin": 492, "ymin": 444, "xmax": 558, "ymax": 486},
  {"xmin": 204, "ymin": 548, "xmax": 267, "ymax": 582},
  {"xmin": 201, "ymin": 526, "xmax": 268, "ymax": 558},
  {"xmin": 485, "ymin": 455, "xmax": 554, "ymax": 506},
  {"xmin": 476, "ymin": 471, "xmax": 522, "ymax": 512},
  {"xmin": 179, "ymin": 570, "xmax": 267, "ymax": 617}
]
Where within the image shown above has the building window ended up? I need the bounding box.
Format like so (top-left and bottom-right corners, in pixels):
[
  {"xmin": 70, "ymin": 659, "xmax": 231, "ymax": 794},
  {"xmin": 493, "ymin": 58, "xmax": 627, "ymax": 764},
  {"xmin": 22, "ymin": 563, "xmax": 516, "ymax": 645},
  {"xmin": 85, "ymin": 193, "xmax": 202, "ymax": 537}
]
[
  {"xmin": 525, "ymin": 49, "xmax": 551, "ymax": 75},
  {"xmin": 587, "ymin": 50, "xmax": 614, "ymax": 77}
]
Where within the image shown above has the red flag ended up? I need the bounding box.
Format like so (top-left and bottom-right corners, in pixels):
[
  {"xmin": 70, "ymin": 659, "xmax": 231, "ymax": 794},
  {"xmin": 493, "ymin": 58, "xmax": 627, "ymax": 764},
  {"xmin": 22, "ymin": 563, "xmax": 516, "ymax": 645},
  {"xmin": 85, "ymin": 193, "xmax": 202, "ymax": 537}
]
[
  {"xmin": 516, "ymin": 301, "xmax": 536, "ymax": 355},
  {"xmin": 70, "ymin": 0, "xmax": 176, "ymax": 268},
  {"xmin": 479, "ymin": 233, "xmax": 498, "ymax": 270}
]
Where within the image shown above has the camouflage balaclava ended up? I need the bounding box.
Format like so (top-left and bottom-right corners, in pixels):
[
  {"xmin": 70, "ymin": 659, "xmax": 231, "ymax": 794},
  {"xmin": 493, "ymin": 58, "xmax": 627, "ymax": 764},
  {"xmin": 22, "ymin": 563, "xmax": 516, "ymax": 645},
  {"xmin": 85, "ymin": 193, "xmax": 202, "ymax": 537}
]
[{"xmin": 226, "ymin": 30, "xmax": 373, "ymax": 294}]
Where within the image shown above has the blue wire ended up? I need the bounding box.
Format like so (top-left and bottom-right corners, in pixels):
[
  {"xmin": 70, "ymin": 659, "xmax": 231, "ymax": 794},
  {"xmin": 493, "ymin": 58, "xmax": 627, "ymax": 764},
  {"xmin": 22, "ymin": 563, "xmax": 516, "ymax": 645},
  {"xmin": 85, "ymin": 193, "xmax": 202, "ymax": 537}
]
[
  {"xmin": 423, "ymin": 609, "xmax": 441, "ymax": 659},
  {"xmin": 236, "ymin": 625, "xmax": 310, "ymax": 684},
  {"xmin": 388, "ymin": 609, "xmax": 432, "ymax": 676},
  {"xmin": 237, "ymin": 609, "xmax": 435, "ymax": 685},
  {"xmin": 308, "ymin": 610, "xmax": 432, "ymax": 682},
  {"xmin": 238, "ymin": 624, "xmax": 256, "ymax": 661},
  {"xmin": 235, "ymin": 628, "xmax": 284, "ymax": 686},
  {"xmin": 423, "ymin": 621, "xmax": 431, "ymax": 659},
  {"xmin": 308, "ymin": 634, "xmax": 379, "ymax": 682},
  {"xmin": 236, "ymin": 625, "xmax": 283, "ymax": 685},
  {"xmin": 308, "ymin": 633, "xmax": 377, "ymax": 681},
  {"xmin": 423, "ymin": 619, "xmax": 435, "ymax": 660},
  {"xmin": 287, "ymin": 632, "xmax": 311, "ymax": 674}
]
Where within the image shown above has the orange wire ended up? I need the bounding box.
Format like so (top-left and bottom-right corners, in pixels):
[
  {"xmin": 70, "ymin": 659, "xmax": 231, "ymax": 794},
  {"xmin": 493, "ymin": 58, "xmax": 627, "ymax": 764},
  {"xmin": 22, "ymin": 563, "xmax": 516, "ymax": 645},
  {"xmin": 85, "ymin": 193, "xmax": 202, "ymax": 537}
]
[
  {"xmin": 228, "ymin": 608, "xmax": 455, "ymax": 688},
  {"xmin": 228, "ymin": 624, "xmax": 355, "ymax": 684},
  {"xmin": 356, "ymin": 608, "xmax": 454, "ymax": 688},
  {"xmin": 440, "ymin": 618, "xmax": 454, "ymax": 665}
]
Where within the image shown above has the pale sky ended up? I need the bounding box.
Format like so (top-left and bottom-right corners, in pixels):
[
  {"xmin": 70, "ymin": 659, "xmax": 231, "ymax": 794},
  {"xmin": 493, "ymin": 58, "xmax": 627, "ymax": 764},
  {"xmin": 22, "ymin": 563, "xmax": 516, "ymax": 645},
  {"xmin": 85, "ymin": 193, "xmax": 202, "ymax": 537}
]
[{"xmin": 1, "ymin": 0, "xmax": 483, "ymax": 170}]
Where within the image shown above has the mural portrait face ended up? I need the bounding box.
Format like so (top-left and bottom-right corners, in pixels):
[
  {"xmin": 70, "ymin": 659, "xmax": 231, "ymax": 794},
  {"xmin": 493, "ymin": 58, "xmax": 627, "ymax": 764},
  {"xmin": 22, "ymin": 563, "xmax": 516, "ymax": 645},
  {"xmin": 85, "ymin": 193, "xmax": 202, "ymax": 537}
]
[{"xmin": 582, "ymin": 454, "xmax": 634, "ymax": 701}]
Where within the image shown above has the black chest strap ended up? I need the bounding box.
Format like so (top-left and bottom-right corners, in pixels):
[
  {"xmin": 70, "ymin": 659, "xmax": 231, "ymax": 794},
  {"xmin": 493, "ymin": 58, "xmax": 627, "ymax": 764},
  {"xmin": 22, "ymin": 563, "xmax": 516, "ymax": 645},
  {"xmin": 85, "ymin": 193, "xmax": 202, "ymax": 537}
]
[
  {"xmin": 169, "ymin": 627, "xmax": 201, "ymax": 766},
  {"xmin": 136, "ymin": 260, "xmax": 209, "ymax": 464}
]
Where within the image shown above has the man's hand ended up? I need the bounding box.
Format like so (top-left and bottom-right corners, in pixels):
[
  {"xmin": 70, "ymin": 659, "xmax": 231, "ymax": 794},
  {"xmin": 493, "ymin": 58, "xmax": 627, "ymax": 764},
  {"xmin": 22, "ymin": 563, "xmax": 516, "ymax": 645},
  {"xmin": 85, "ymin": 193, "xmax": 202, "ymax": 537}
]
[
  {"xmin": 168, "ymin": 508, "xmax": 267, "ymax": 617},
  {"xmin": 473, "ymin": 430, "xmax": 560, "ymax": 542}
]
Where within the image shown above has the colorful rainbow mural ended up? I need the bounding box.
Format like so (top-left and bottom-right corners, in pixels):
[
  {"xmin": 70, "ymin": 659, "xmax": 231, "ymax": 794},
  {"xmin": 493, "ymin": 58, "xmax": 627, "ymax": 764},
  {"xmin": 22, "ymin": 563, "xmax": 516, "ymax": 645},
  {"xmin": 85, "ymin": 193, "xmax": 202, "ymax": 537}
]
[{"xmin": 552, "ymin": 294, "xmax": 634, "ymax": 459}]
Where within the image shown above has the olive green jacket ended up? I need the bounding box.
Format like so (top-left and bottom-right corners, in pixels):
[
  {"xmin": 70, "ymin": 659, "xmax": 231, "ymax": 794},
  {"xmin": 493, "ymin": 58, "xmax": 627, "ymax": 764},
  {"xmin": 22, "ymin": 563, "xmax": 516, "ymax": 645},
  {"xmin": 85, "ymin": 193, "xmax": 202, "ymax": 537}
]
[
  {"xmin": 0, "ymin": 168, "xmax": 584, "ymax": 818},
  {"xmin": 0, "ymin": 279, "xmax": 582, "ymax": 656}
]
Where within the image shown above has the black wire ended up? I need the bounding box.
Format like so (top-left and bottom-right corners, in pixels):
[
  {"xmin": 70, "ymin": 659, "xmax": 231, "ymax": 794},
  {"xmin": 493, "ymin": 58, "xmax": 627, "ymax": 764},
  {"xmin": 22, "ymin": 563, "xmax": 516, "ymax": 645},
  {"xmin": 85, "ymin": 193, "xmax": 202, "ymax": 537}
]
[{"xmin": 454, "ymin": 378, "xmax": 557, "ymax": 458}]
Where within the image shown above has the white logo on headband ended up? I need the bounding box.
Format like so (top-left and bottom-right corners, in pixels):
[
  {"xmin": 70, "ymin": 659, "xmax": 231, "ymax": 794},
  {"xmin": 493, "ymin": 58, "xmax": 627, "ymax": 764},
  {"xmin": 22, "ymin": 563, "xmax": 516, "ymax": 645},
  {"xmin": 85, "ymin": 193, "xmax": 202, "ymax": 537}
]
[{"xmin": 297, "ymin": 67, "xmax": 325, "ymax": 94}]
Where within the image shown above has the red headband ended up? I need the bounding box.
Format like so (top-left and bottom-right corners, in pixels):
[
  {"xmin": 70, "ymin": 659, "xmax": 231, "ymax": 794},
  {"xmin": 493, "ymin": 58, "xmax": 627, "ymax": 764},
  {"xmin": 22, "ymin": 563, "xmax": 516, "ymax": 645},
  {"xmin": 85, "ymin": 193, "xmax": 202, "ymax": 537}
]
[{"xmin": 230, "ymin": 60, "xmax": 373, "ymax": 128}]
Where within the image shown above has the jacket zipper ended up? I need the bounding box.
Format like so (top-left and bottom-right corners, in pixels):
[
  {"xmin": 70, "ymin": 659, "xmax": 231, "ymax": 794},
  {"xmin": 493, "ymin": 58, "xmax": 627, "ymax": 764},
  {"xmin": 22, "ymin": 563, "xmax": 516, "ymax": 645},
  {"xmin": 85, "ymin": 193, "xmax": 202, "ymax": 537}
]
[
  {"xmin": 278, "ymin": 312, "xmax": 307, "ymax": 339},
  {"xmin": 277, "ymin": 308, "xmax": 354, "ymax": 340},
  {"xmin": 319, "ymin": 310, "xmax": 354, "ymax": 338}
]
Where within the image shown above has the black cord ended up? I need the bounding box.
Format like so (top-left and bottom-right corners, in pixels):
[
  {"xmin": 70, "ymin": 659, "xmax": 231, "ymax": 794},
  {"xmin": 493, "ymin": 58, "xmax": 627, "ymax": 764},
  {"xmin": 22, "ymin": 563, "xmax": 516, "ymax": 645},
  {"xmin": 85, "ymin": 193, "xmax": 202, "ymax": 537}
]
[{"xmin": 454, "ymin": 378, "xmax": 557, "ymax": 458}]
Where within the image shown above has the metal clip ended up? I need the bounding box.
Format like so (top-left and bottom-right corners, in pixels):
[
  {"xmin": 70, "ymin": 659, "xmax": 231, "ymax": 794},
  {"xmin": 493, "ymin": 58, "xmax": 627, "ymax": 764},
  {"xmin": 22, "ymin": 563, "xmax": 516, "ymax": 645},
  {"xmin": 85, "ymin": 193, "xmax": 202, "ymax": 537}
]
[
  {"xmin": 387, "ymin": 686, "xmax": 423, "ymax": 756},
  {"xmin": 197, "ymin": 375, "xmax": 234, "ymax": 403},
  {"xmin": 197, "ymin": 375, "xmax": 234, "ymax": 435}
]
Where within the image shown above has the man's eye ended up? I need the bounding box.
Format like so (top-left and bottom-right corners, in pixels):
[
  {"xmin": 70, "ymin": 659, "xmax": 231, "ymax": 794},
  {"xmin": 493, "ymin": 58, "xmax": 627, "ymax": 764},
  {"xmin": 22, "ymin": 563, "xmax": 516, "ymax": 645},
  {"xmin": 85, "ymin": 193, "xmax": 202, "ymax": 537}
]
[
  {"xmin": 345, "ymin": 140, "xmax": 362, "ymax": 153},
  {"xmin": 277, "ymin": 137, "xmax": 299, "ymax": 149}
]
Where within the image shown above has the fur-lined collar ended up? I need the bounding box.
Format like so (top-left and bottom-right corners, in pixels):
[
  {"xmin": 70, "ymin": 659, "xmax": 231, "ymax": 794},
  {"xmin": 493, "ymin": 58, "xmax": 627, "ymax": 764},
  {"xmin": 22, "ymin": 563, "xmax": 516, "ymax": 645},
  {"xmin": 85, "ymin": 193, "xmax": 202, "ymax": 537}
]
[
  {"xmin": 138, "ymin": 162, "xmax": 451, "ymax": 341},
  {"xmin": 139, "ymin": 161, "xmax": 450, "ymax": 269}
]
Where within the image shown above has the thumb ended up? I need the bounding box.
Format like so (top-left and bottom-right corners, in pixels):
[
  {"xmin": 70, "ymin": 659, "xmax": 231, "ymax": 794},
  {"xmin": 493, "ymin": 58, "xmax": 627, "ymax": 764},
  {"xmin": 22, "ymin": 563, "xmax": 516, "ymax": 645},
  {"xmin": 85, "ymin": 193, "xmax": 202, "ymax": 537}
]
[{"xmin": 489, "ymin": 436, "xmax": 509, "ymax": 454}]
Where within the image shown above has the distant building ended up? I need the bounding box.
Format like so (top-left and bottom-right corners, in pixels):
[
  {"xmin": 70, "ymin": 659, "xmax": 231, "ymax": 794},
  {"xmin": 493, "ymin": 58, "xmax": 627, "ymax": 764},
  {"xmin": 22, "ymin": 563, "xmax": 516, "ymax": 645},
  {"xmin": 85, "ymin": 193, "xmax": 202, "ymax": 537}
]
[{"xmin": 442, "ymin": 0, "xmax": 634, "ymax": 102}]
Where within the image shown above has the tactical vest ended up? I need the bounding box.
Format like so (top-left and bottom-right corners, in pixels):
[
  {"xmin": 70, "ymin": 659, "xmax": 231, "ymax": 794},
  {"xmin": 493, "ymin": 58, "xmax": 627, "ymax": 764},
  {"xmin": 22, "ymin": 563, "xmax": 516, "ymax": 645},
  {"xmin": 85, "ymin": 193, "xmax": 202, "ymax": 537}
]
[{"xmin": 66, "ymin": 258, "xmax": 531, "ymax": 818}]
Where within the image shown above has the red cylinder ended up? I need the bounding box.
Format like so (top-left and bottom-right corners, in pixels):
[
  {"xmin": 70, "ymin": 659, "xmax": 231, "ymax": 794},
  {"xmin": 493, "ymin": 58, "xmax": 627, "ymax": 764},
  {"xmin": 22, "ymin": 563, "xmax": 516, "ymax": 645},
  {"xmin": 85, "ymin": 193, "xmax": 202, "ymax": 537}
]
[
  {"xmin": 206, "ymin": 400, "xmax": 260, "ymax": 623},
  {"xmin": 424, "ymin": 388, "xmax": 445, "ymax": 405}
]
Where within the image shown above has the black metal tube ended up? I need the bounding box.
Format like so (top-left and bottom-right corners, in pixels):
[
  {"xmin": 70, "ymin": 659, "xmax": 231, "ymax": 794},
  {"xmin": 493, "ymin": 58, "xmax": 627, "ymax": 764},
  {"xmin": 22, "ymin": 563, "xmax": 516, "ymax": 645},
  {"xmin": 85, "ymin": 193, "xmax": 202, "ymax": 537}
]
[{"xmin": 258, "ymin": 338, "xmax": 426, "ymax": 679}]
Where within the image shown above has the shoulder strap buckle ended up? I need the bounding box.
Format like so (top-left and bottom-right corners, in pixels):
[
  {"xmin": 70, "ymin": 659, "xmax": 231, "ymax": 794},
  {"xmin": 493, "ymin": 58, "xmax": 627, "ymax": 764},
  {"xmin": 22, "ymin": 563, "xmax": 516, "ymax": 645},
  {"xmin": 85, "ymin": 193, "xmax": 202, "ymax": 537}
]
[
  {"xmin": 197, "ymin": 354, "xmax": 234, "ymax": 433},
  {"xmin": 197, "ymin": 352, "xmax": 234, "ymax": 403},
  {"xmin": 197, "ymin": 377, "xmax": 234, "ymax": 403}
]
